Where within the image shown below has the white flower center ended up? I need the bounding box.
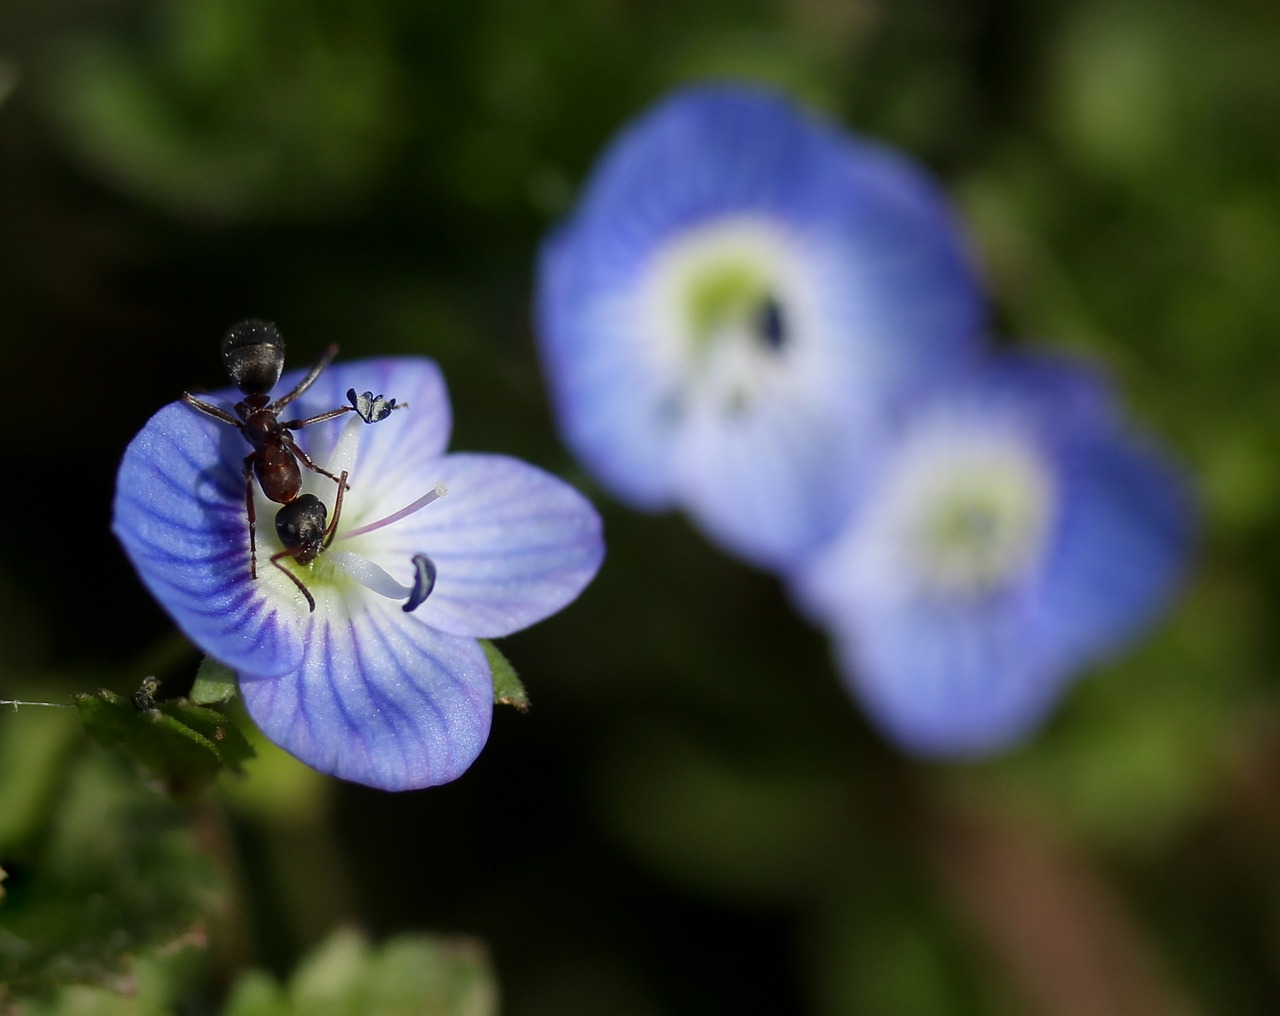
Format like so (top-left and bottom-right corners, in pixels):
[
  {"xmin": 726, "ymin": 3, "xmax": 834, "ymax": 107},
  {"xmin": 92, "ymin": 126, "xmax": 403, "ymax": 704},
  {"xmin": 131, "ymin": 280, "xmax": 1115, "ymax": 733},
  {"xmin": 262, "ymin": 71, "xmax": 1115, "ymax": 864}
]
[
  {"xmin": 874, "ymin": 427, "xmax": 1055, "ymax": 597},
  {"xmin": 642, "ymin": 217, "xmax": 816, "ymax": 415}
]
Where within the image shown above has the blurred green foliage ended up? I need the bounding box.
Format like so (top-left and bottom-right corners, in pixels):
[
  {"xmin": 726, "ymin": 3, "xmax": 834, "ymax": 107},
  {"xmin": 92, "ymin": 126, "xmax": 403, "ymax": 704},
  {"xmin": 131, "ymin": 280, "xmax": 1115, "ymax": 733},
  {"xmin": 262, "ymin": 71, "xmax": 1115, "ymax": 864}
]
[
  {"xmin": 0, "ymin": 709, "xmax": 218, "ymax": 1001},
  {"xmin": 2, "ymin": 0, "xmax": 1279, "ymax": 1012},
  {"xmin": 223, "ymin": 929, "xmax": 497, "ymax": 1016}
]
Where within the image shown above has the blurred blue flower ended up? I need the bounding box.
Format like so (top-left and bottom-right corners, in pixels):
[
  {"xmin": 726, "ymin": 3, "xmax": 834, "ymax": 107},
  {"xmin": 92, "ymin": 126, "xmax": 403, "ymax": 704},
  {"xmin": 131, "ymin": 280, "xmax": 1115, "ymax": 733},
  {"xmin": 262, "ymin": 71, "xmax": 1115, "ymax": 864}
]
[
  {"xmin": 114, "ymin": 357, "xmax": 604, "ymax": 790},
  {"xmin": 792, "ymin": 353, "xmax": 1194, "ymax": 756},
  {"xmin": 536, "ymin": 83, "xmax": 986, "ymax": 569}
]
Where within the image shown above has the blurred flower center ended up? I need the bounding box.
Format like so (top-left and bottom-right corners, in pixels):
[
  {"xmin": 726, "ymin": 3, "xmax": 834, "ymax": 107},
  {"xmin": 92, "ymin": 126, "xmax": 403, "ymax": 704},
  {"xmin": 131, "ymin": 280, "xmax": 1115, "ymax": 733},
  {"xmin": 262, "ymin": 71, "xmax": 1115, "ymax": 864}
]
[
  {"xmin": 684, "ymin": 262, "xmax": 784, "ymax": 353},
  {"xmin": 645, "ymin": 218, "xmax": 808, "ymax": 415},
  {"xmin": 898, "ymin": 439, "xmax": 1055, "ymax": 596}
]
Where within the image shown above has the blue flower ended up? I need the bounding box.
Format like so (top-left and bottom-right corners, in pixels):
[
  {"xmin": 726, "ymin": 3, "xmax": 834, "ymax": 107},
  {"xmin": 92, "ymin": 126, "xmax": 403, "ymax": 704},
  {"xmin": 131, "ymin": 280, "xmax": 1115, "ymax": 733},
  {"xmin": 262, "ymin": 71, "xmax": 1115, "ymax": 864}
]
[
  {"xmin": 536, "ymin": 83, "xmax": 985, "ymax": 568},
  {"xmin": 114, "ymin": 356, "xmax": 604, "ymax": 790},
  {"xmin": 792, "ymin": 352, "xmax": 1194, "ymax": 756}
]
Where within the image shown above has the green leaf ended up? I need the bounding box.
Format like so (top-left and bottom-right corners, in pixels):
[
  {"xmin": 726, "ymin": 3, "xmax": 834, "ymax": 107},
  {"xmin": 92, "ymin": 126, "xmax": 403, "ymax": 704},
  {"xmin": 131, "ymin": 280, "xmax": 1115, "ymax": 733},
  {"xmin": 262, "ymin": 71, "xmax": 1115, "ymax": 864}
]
[
  {"xmin": 480, "ymin": 639, "xmax": 528, "ymax": 712},
  {"xmin": 190, "ymin": 656, "xmax": 238, "ymax": 705},
  {"xmin": 74, "ymin": 688, "xmax": 253, "ymax": 796},
  {"xmin": 222, "ymin": 928, "xmax": 498, "ymax": 1016},
  {"xmin": 158, "ymin": 700, "xmax": 256, "ymax": 772}
]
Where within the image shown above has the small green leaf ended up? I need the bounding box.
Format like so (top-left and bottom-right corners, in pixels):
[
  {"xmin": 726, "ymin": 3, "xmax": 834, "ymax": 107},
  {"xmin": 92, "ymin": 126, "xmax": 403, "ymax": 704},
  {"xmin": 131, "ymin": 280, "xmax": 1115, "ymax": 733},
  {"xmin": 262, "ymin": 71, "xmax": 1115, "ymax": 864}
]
[
  {"xmin": 480, "ymin": 640, "xmax": 528, "ymax": 712},
  {"xmin": 190, "ymin": 656, "xmax": 238, "ymax": 705},
  {"xmin": 74, "ymin": 689, "xmax": 253, "ymax": 795},
  {"xmin": 157, "ymin": 700, "xmax": 255, "ymax": 772}
]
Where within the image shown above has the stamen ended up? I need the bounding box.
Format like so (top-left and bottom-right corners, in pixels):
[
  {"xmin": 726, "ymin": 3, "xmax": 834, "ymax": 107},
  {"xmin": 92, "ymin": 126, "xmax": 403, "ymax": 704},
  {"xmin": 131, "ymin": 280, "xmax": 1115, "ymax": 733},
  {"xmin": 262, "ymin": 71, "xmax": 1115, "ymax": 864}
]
[
  {"xmin": 324, "ymin": 550, "xmax": 413, "ymax": 599},
  {"xmin": 323, "ymin": 549, "xmax": 439, "ymax": 613},
  {"xmin": 337, "ymin": 482, "xmax": 448, "ymax": 541},
  {"xmin": 403, "ymin": 554, "xmax": 437, "ymax": 613}
]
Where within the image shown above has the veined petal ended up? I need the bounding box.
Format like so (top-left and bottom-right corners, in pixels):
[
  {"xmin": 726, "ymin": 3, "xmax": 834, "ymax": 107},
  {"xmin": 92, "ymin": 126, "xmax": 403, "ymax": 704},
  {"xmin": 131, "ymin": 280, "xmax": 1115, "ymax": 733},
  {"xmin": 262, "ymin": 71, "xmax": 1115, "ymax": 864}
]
[
  {"xmin": 275, "ymin": 356, "xmax": 452, "ymax": 485},
  {"xmin": 341, "ymin": 453, "xmax": 605, "ymax": 638},
  {"xmin": 674, "ymin": 383, "xmax": 875, "ymax": 567},
  {"xmin": 832, "ymin": 596, "xmax": 1074, "ymax": 755},
  {"xmin": 1033, "ymin": 434, "xmax": 1194, "ymax": 659},
  {"xmin": 537, "ymin": 236, "xmax": 680, "ymax": 509},
  {"xmin": 112, "ymin": 401, "xmax": 303, "ymax": 677},
  {"xmin": 238, "ymin": 601, "xmax": 493, "ymax": 790}
]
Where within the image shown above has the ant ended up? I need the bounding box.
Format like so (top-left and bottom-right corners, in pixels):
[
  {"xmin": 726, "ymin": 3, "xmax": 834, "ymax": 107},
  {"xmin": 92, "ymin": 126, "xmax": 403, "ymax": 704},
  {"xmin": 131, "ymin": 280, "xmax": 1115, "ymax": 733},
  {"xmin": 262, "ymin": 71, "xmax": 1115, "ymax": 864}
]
[{"xmin": 183, "ymin": 320, "xmax": 401, "ymax": 608}]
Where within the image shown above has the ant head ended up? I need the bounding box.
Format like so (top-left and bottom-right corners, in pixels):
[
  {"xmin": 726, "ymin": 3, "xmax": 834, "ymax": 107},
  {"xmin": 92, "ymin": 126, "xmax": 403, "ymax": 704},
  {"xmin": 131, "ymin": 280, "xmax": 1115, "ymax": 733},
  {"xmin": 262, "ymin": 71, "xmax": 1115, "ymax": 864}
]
[
  {"xmin": 275, "ymin": 494, "xmax": 328, "ymax": 555},
  {"xmin": 223, "ymin": 319, "xmax": 286, "ymax": 396}
]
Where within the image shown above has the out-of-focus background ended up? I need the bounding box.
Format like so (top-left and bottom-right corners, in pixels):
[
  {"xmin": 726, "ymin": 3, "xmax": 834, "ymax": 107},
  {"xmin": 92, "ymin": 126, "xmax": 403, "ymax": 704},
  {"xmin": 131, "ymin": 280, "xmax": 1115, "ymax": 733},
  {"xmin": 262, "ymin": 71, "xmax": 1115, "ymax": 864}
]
[{"xmin": 2, "ymin": 1, "xmax": 1278, "ymax": 1013}]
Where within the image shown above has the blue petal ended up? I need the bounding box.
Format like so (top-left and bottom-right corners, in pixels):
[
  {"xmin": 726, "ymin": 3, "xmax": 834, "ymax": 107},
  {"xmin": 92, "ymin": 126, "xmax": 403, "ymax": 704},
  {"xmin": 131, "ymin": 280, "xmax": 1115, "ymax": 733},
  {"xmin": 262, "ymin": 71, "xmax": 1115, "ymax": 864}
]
[
  {"xmin": 832, "ymin": 136, "xmax": 987, "ymax": 395},
  {"xmin": 537, "ymin": 229, "xmax": 680, "ymax": 509},
  {"xmin": 1033, "ymin": 433, "xmax": 1194, "ymax": 661},
  {"xmin": 349, "ymin": 453, "xmax": 605, "ymax": 638},
  {"xmin": 113, "ymin": 401, "xmax": 303, "ymax": 677},
  {"xmin": 831, "ymin": 594, "xmax": 1076, "ymax": 755},
  {"xmin": 674, "ymin": 389, "xmax": 875, "ymax": 567},
  {"xmin": 239, "ymin": 603, "xmax": 493, "ymax": 790},
  {"xmin": 922, "ymin": 349, "xmax": 1121, "ymax": 441}
]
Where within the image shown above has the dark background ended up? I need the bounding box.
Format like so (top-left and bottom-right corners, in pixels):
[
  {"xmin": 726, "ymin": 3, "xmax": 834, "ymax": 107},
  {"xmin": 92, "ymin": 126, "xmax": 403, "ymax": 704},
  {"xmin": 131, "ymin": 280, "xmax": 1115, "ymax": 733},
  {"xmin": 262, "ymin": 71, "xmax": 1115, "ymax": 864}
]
[{"xmin": 3, "ymin": 0, "xmax": 1279, "ymax": 1012}]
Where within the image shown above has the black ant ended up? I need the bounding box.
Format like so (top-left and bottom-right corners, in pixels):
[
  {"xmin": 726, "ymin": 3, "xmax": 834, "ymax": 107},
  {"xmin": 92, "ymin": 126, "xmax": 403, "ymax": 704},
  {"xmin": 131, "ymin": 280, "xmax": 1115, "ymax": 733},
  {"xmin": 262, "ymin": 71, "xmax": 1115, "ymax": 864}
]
[{"xmin": 183, "ymin": 320, "xmax": 401, "ymax": 608}]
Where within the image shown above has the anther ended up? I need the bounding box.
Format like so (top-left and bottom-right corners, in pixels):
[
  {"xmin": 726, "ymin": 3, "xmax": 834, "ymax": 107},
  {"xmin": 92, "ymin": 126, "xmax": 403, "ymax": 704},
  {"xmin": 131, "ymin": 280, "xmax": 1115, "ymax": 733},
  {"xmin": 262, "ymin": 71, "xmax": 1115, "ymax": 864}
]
[
  {"xmin": 347, "ymin": 388, "xmax": 403, "ymax": 424},
  {"xmin": 403, "ymin": 554, "xmax": 438, "ymax": 612}
]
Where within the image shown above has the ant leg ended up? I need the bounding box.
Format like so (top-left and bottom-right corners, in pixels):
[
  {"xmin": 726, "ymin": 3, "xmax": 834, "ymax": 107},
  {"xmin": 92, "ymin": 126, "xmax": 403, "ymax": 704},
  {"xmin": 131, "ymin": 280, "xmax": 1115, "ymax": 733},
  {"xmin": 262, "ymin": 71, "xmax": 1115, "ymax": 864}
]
[
  {"xmin": 284, "ymin": 405, "xmax": 354, "ymax": 430},
  {"xmin": 288, "ymin": 436, "xmax": 349, "ymax": 489},
  {"xmin": 269, "ymin": 549, "xmax": 317, "ymax": 612},
  {"xmin": 322, "ymin": 471, "xmax": 349, "ymax": 550},
  {"xmin": 183, "ymin": 392, "xmax": 241, "ymax": 427},
  {"xmin": 243, "ymin": 454, "xmax": 259, "ymax": 579},
  {"xmin": 270, "ymin": 344, "xmax": 339, "ymax": 411}
]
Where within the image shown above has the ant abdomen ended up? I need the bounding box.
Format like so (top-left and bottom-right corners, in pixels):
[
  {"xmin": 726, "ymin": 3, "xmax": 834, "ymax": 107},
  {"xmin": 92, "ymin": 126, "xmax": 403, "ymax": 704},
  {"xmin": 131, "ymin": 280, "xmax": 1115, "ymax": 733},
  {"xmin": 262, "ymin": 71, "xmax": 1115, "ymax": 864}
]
[
  {"xmin": 223, "ymin": 319, "xmax": 286, "ymax": 396},
  {"xmin": 255, "ymin": 442, "xmax": 304, "ymax": 505}
]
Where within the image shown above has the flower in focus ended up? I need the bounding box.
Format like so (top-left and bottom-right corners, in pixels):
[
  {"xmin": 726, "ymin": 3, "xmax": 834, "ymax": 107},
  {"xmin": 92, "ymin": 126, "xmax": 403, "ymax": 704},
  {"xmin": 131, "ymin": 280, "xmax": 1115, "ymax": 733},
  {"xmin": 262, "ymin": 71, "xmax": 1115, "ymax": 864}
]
[
  {"xmin": 114, "ymin": 356, "xmax": 604, "ymax": 790},
  {"xmin": 536, "ymin": 83, "xmax": 986, "ymax": 569},
  {"xmin": 792, "ymin": 353, "xmax": 1194, "ymax": 756}
]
